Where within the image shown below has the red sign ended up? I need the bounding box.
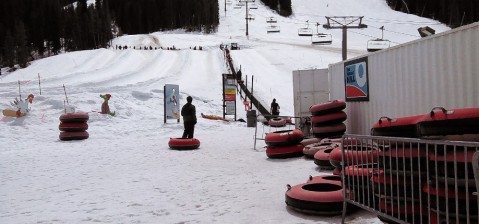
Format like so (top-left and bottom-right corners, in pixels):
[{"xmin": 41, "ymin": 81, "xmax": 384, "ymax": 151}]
[{"xmin": 225, "ymin": 94, "xmax": 236, "ymax": 101}]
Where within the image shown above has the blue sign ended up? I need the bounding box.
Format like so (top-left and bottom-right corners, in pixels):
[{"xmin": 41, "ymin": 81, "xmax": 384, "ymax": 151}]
[{"xmin": 344, "ymin": 57, "xmax": 369, "ymax": 102}]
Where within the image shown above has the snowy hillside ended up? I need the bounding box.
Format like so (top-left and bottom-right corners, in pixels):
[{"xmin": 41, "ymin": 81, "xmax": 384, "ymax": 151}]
[{"xmin": 0, "ymin": 0, "xmax": 449, "ymax": 223}]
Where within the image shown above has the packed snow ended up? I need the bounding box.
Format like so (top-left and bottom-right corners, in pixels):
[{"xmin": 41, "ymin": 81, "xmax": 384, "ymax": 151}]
[{"xmin": 0, "ymin": 0, "xmax": 450, "ymax": 223}]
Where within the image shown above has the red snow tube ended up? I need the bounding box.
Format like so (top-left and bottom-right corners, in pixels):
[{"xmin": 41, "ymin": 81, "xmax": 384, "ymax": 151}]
[
  {"xmin": 268, "ymin": 117, "xmax": 286, "ymax": 127},
  {"xmin": 59, "ymin": 131, "xmax": 89, "ymax": 141},
  {"xmin": 168, "ymin": 138, "xmax": 201, "ymax": 150},
  {"xmin": 285, "ymin": 181, "xmax": 355, "ymax": 215},
  {"xmin": 423, "ymin": 182, "xmax": 478, "ymax": 216},
  {"xmin": 306, "ymin": 175, "xmax": 342, "ymax": 184},
  {"xmin": 377, "ymin": 199, "xmax": 428, "ymax": 224},
  {"xmin": 433, "ymin": 149, "xmax": 478, "ymax": 188},
  {"xmin": 312, "ymin": 123, "xmax": 346, "ymax": 138},
  {"xmin": 333, "ymin": 167, "xmax": 341, "ymax": 175},
  {"xmin": 341, "ymin": 163, "xmax": 378, "ymax": 186},
  {"xmin": 266, "ymin": 144, "xmax": 304, "ymax": 159},
  {"xmin": 303, "ymin": 142, "xmax": 340, "ymax": 159},
  {"xmin": 309, "ymin": 100, "xmax": 346, "ymax": 116},
  {"xmin": 371, "ymin": 172, "xmax": 419, "ymax": 199},
  {"xmin": 300, "ymin": 137, "xmax": 321, "ymax": 146},
  {"xmin": 311, "ymin": 111, "xmax": 347, "ymax": 126},
  {"xmin": 313, "ymin": 145, "xmax": 338, "ymax": 168},
  {"xmin": 378, "ymin": 146, "xmax": 431, "ymax": 176},
  {"xmin": 370, "ymin": 114, "xmax": 423, "ymax": 138},
  {"xmin": 59, "ymin": 112, "xmax": 89, "ymax": 123},
  {"xmin": 320, "ymin": 136, "xmax": 360, "ymax": 145},
  {"xmin": 264, "ymin": 129, "xmax": 304, "ymax": 147},
  {"xmin": 329, "ymin": 144, "xmax": 379, "ymax": 168},
  {"xmin": 59, "ymin": 122, "xmax": 88, "ymax": 132},
  {"xmin": 417, "ymin": 107, "xmax": 479, "ymax": 141}
]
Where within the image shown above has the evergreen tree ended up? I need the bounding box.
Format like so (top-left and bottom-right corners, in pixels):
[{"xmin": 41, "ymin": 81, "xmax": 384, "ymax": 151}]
[
  {"xmin": 3, "ymin": 30, "xmax": 15, "ymax": 68},
  {"xmin": 14, "ymin": 21, "xmax": 28, "ymax": 68}
]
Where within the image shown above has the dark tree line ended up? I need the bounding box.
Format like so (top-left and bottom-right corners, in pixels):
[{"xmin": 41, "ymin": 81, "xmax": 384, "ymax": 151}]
[
  {"xmin": 386, "ymin": 0, "xmax": 479, "ymax": 28},
  {"xmin": 259, "ymin": 0, "xmax": 292, "ymax": 17},
  {"xmin": 0, "ymin": 0, "xmax": 219, "ymax": 72},
  {"xmin": 107, "ymin": 0, "xmax": 219, "ymax": 35}
]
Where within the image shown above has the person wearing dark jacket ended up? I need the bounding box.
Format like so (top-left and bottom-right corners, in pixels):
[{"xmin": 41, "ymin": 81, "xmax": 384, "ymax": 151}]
[
  {"xmin": 270, "ymin": 98, "xmax": 280, "ymax": 117},
  {"xmin": 181, "ymin": 96, "xmax": 197, "ymax": 139}
]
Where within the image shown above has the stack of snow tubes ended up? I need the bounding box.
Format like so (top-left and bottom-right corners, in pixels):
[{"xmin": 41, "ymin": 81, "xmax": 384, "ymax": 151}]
[
  {"xmin": 59, "ymin": 112, "xmax": 89, "ymax": 141},
  {"xmin": 285, "ymin": 175, "xmax": 357, "ymax": 216},
  {"xmin": 264, "ymin": 129, "xmax": 304, "ymax": 158},
  {"xmin": 369, "ymin": 107, "xmax": 479, "ymax": 224},
  {"xmin": 309, "ymin": 100, "xmax": 347, "ymax": 138}
]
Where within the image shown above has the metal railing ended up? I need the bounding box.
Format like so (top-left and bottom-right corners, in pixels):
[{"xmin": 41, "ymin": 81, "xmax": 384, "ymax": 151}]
[
  {"xmin": 340, "ymin": 134, "xmax": 479, "ymax": 224},
  {"xmin": 253, "ymin": 115, "xmax": 302, "ymax": 151}
]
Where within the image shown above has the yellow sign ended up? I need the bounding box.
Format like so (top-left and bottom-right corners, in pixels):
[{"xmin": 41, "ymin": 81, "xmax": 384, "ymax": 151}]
[{"xmin": 225, "ymin": 89, "xmax": 236, "ymax": 95}]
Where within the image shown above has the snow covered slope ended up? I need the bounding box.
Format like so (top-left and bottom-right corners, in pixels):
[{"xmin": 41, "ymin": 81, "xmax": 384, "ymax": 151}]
[{"xmin": 0, "ymin": 0, "xmax": 449, "ymax": 223}]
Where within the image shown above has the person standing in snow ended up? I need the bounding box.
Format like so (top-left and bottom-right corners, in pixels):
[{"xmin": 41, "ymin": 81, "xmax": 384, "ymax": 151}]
[
  {"xmin": 270, "ymin": 98, "xmax": 280, "ymax": 117},
  {"xmin": 181, "ymin": 96, "xmax": 197, "ymax": 139}
]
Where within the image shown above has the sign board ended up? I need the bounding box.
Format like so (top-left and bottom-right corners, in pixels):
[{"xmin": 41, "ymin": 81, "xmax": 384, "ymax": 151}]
[
  {"xmin": 225, "ymin": 101, "xmax": 235, "ymax": 115},
  {"xmin": 164, "ymin": 84, "xmax": 180, "ymax": 123},
  {"xmin": 222, "ymin": 74, "xmax": 236, "ymax": 120},
  {"xmin": 344, "ymin": 57, "xmax": 369, "ymax": 102}
]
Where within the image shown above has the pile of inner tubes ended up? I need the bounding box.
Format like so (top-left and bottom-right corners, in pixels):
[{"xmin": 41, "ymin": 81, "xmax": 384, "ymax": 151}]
[
  {"xmin": 366, "ymin": 106, "xmax": 479, "ymax": 223},
  {"xmin": 285, "ymin": 175, "xmax": 357, "ymax": 215},
  {"xmin": 59, "ymin": 112, "xmax": 89, "ymax": 141},
  {"xmin": 309, "ymin": 100, "xmax": 347, "ymax": 138},
  {"xmin": 264, "ymin": 129, "xmax": 304, "ymax": 158}
]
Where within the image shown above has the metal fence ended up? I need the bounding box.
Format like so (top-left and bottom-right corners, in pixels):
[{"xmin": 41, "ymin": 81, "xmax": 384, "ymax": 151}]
[{"xmin": 340, "ymin": 134, "xmax": 479, "ymax": 224}]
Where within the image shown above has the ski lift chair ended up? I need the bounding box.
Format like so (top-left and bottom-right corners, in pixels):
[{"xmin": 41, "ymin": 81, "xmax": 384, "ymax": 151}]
[
  {"xmin": 237, "ymin": 1, "xmax": 245, "ymax": 6},
  {"xmin": 234, "ymin": 4, "xmax": 242, "ymax": 9},
  {"xmin": 311, "ymin": 33, "xmax": 332, "ymax": 45},
  {"xmin": 367, "ymin": 39, "xmax": 390, "ymax": 52},
  {"xmin": 298, "ymin": 28, "xmax": 313, "ymax": 36},
  {"xmin": 267, "ymin": 25, "xmax": 280, "ymax": 33},
  {"xmin": 247, "ymin": 14, "xmax": 255, "ymax": 20},
  {"xmin": 226, "ymin": 0, "xmax": 233, "ymax": 4},
  {"xmin": 250, "ymin": 3, "xmax": 258, "ymax": 9},
  {"xmin": 266, "ymin": 17, "xmax": 277, "ymax": 23}
]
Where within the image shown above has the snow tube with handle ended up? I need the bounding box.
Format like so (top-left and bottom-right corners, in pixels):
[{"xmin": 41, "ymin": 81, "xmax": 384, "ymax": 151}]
[
  {"xmin": 433, "ymin": 149, "xmax": 478, "ymax": 188},
  {"xmin": 59, "ymin": 122, "xmax": 88, "ymax": 132},
  {"xmin": 329, "ymin": 144, "xmax": 379, "ymax": 168},
  {"xmin": 309, "ymin": 100, "xmax": 346, "ymax": 116},
  {"xmin": 341, "ymin": 163, "xmax": 379, "ymax": 187},
  {"xmin": 417, "ymin": 107, "xmax": 479, "ymax": 141},
  {"xmin": 312, "ymin": 123, "xmax": 346, "ymax": 138},
  {"xmin": 59, "ymin": 112, "xmax": 89, "ymax": 123},
  {"xmin": 285, "ymin": 180, "xmax": 356, "ymax": 216},
  {"xmin": 320, "ymin": 136, "xmax": 360, "ymax": 145},
  {"xmin": 371, "ymin": 172, "xmax": 419, "ymax": 199},
  {"xmin": 268, "ymin": 117, "xmax": 286, "ymax": 127},
  {"xmin": 264, "ymin": 129, "xmax": 304, "ymax": 147},
  {"xmin": 306, "ymin": 175, "xmax": 342, "ymax": 185},
  {"xmin": 266, "ymin": 144, "xmax": 304, "ymax": 159},
  {"xmin": 378, "ymin": 146, "xmax": 431, "ymax": 177},
  {"xmin": 377, "ymin": 199, "xmax": 428, "ymax": 224},
  {"xmin": 300, "ymin": 137, "xmax": 321, "ymax": 146},
  {"xmin": 311, "ymin": 111, "xmax": 347, "ymax": 126},
  {"xmin": 59, "ymin": 131, "xmax": 89, "ymax": 141},
  {"xmin": 313, "ymin": 144, "xmax": 340, "ymax": 168},
  {"xmin": 424, "ymin": 182, "xmax": 478, "ymax": 216},
  {"xmin": 168, "ymin": 138, "xmax": 200, "ymax": 150},
  {"xmin": 370, "ymin": 115, "xmax": 423, "ymax": 138},
  {"xmin": 303, "ymin": 142, "xmax": 339, "ymax": 159}
]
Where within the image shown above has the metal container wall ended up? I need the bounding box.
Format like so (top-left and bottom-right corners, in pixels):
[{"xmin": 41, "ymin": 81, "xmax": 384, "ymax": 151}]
[{"xmin": 329, "ymin": 22, "xmax": 479, "ymax": 135}]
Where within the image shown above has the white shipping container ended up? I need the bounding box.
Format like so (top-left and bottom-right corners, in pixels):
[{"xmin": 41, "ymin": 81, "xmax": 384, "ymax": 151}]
[{"xmin": 329, "ymin": 22, "xmax": 479, "ymax": 135}]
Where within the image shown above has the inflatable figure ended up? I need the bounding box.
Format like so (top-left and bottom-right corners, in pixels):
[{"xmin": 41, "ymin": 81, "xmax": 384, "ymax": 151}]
[
  {"xmin": 2, "ymin": 94, "xmax": 34, "ymax": 117},
  {"xmin": 100, "ymin": 94, "xmax": 115, "ymax": 116}
]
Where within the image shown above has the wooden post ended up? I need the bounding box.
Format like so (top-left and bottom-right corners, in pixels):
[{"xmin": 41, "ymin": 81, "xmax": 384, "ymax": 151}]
[{"xmin": 38, "ymin": 73, "xmax": 41, "ymax": 95}]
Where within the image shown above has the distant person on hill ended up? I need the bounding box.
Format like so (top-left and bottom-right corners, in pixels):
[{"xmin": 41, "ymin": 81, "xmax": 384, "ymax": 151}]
[
  {"xmin": 270, "ymin": 98, "xmax": 280, "ymax": 117},
  {"xmin": 181, "ymin": 96, "xmax": 197, "ymax": 139}
]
